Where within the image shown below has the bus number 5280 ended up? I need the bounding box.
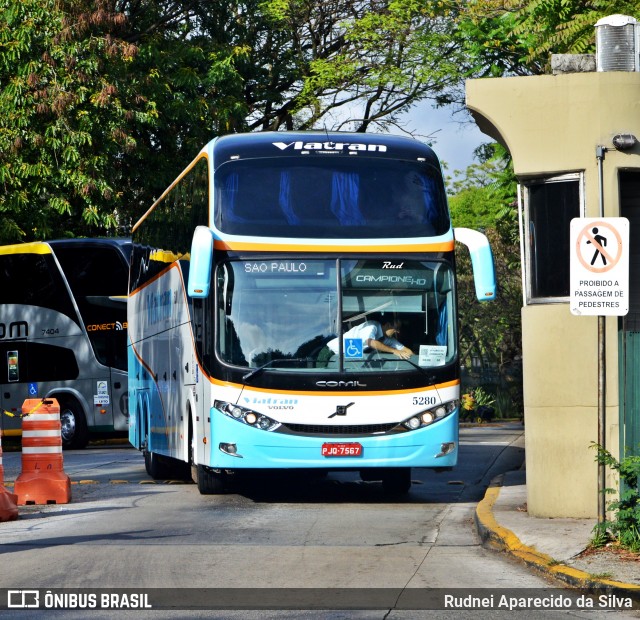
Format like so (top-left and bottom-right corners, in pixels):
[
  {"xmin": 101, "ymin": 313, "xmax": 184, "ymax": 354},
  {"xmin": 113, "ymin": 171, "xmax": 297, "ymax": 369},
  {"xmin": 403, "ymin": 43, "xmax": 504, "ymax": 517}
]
[{"xmin": 412, "ymin": 396, "xmax": 436, "ymax": 406}]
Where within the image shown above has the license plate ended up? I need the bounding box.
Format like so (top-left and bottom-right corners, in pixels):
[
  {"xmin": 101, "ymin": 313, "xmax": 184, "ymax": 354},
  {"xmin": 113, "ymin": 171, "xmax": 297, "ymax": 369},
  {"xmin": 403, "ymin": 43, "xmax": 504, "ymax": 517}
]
[{"xmin": 321, "ymin": 442, "xmax": 363, "ymax": 457}]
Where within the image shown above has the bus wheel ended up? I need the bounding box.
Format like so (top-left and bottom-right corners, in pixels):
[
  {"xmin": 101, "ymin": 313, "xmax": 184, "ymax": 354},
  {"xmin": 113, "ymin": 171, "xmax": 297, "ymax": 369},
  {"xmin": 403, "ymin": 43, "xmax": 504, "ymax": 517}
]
[
  {"xmin": 59, "ymin": 399, "xmax": 89, "ymax": 450},
  {"xmin": 381, "ymin": 468, "xmax": 412, "ymax": 495},
  {"xmin": 196, "ymin": 465, "xmax": 226, "ymax": 494},
  {"xmin": 144, "ymin": 448, "xmax": 171, "ymax": 480}
]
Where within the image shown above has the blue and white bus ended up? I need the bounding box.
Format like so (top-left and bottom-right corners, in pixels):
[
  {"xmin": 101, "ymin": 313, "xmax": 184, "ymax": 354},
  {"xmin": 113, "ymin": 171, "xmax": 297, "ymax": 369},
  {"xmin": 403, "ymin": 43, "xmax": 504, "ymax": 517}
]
[{"xmin": 128, "ymin": 132, "xmax": 495, "ymax": 494}]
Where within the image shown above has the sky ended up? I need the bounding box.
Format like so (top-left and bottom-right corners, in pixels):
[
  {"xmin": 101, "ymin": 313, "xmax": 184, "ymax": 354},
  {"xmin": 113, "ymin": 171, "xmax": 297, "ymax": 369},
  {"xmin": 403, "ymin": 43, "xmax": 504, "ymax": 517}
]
[{"xmin": 396, "ymin": 102, "xmax": 491, "ymax": 176}]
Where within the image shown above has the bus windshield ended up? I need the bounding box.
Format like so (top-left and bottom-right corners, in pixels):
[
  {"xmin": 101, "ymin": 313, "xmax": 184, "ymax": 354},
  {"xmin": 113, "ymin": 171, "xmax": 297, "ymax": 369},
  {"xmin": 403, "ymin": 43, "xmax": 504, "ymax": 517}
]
[
  {"xmin": 214, "ymin": 158, "xmax": 450, "ymax": 238},
  {"xmin": 216, "ymin": 259, "xmax": 456, "ymax": 373}
]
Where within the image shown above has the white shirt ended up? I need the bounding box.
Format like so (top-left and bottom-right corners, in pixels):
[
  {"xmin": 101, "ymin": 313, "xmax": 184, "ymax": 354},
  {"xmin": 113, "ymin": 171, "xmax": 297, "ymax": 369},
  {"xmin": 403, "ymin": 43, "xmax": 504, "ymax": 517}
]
[{"xmin": 327, "ymin": 321, "xmax": 403, "ymax": 354}]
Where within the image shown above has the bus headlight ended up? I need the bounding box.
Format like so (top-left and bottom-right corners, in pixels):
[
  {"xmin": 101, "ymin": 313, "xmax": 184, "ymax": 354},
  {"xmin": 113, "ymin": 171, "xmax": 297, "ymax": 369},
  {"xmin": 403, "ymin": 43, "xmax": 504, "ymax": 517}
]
[
  {"xmin": 398, "ymin": 399, "xmax": 459, "ymax": 432},
  {"xmin": 215, "ymin": 401, "xmax": 281, "ymax": 432}
]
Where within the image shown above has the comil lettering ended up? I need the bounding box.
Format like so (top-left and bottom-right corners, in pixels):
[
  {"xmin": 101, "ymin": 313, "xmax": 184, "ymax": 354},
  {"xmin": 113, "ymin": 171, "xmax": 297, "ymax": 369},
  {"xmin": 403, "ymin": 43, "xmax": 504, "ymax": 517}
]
[{"xmin": 272, "ymin": 141, "xmax": 387, "ymax": 153}]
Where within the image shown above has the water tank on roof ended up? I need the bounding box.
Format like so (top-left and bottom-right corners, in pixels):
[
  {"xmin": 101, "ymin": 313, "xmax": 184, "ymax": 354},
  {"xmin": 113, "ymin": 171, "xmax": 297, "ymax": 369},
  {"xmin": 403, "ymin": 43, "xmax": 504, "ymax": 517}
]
[{"xmin": 595, "ymin": 14, "xmax": 639, "ymax": 71}]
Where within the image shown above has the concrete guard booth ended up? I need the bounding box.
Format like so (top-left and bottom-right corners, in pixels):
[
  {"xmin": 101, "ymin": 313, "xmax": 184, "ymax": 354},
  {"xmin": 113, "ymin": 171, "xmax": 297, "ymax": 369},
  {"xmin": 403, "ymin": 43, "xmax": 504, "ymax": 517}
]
[{"xmin": 466, "ymin": 15, "xmax": 640, "ymax": 518}]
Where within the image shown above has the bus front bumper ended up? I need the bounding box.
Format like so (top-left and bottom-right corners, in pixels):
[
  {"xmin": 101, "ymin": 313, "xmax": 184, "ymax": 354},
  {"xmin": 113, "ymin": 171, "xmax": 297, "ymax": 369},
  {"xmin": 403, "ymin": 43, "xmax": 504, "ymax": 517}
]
[{"xmin": 206, "ymin": 409, "xmax": 458, "ymax": 470}]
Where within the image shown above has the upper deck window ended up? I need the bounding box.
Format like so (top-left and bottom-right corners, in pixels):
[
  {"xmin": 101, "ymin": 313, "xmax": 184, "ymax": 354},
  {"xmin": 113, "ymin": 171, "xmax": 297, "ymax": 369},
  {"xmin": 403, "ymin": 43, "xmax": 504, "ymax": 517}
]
[
  {"xmin": 214, "ymin": 157, "xmax": 449, "ymax": 238},
  {"xmin": 0, "ymin": 252, "xmax": 78, "ymax": 322}
]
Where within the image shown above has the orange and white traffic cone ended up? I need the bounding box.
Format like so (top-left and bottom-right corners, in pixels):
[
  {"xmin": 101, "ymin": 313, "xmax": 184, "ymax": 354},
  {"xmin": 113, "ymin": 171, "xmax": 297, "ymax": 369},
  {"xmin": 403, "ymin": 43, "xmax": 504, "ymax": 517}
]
[
  {"xmin": 0, "ymin": 431, "xmax": 19, "ymax": 521},
  {"xmin": 14, "ymin": 399, "xmax": 71, "ymax": 505}
]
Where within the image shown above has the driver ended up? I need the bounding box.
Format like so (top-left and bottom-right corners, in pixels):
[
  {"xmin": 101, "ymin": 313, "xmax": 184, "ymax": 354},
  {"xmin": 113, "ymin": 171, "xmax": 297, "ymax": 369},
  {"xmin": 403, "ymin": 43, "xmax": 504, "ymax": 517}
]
[{"xmin": 327, "ymin": 316, "xmax": 413, "ymax": 360}]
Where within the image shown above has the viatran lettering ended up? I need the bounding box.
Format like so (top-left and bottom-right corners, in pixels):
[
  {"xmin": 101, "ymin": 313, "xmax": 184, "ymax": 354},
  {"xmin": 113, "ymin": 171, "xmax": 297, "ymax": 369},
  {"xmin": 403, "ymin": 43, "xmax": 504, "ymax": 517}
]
[
  {"xmin": 244, "ymin": 396, "xmax": 298, "ymax": 406},
  {"xmin": 273, "ymin": 141, "xmax": 387, "ymax": 153},
  {"xmin": 316, "ymin": 380, "xmax": 367, "ymax": 388}
]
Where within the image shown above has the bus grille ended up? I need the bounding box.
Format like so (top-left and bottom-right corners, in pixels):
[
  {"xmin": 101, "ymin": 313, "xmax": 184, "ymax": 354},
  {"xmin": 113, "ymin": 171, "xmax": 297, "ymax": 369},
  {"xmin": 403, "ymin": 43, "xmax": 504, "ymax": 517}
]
[{"xmin": 279, "ymin": 422, "xmax": 399, "ymax": 436}]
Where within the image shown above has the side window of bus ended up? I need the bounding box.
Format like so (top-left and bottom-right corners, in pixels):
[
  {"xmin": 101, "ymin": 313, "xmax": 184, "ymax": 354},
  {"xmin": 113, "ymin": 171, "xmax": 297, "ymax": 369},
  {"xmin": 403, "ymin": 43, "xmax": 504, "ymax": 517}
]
[
  {"xmin": 54, "ymin": 247, "xmax": 128, "ymax": 369},
  {"xmin": 0, "ymin": 253, "xmax": 77, "ymax": 321},
  {"xmin": 0, "ymin": 343, "xmax": 79, "ymax": 384},
  {"xmin": 55, "ymin": 247, "xmax": 128, "ymax": 296}
]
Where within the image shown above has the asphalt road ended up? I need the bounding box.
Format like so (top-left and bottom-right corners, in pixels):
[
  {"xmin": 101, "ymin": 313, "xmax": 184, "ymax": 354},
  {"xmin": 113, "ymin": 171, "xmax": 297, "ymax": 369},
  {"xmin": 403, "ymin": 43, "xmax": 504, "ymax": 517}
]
[{"xmin": 1, "ymin": 423, "xmax": 619, "ymax": 618}]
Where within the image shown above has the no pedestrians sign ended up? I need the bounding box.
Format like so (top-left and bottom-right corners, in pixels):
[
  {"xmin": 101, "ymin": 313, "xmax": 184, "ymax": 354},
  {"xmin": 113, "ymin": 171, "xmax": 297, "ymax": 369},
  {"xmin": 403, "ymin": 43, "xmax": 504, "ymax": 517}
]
[{"xmin": 570, "ymin": 217, "xmax": 629, "ymax": 316}]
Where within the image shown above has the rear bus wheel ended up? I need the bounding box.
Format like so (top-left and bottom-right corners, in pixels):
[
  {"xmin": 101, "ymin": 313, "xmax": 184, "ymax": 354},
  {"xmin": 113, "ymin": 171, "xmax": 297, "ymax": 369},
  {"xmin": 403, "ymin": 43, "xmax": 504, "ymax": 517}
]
[
  {"xmin": 143, "ymin": 445, "xmax": 172, "ymax": 480},
  {"xmin": 59, "ymin": 398, "xmax": 89, "ymax": 449}
]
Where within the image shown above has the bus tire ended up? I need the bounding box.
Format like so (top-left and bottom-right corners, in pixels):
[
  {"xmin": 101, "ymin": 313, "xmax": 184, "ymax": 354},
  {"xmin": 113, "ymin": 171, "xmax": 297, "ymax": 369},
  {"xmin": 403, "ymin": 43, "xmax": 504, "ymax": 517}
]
[
  {"xmin": 381, "ymin": 468, "xmax": 412, "ymax": 495},
  {"xmin": 59, "ymin": 398, "xmax": 89, "ymax": 450},
  {"xmin": 196, "ymin": 464, "xmax": 226, "ymax": 494},
  {"xmin": 144, "ymin": 448, "xmax": 172, "ymax": 480}
]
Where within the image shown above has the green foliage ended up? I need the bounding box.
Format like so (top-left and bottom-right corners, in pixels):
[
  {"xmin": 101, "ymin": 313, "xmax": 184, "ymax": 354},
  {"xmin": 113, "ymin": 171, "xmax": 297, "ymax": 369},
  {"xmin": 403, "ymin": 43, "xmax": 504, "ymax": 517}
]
[
  {"xmin": 0, "ymin": 0, "xmax": 471, "ymax": 240},
  {"xmin": 460, "ymin": 386, "xmax": 498, "ymax": 421},
  {"xmin": 494, "ymin": 387, "xmax": 518, "ymax": 419},
  {"xmin": 472, "ymin": 386, "xmax": 495, "ymax": 407},
  {"xmin": 461, "ymin": 385, "xmax": 495, "ymax": 410},
  {"xmin": 453, "ymin": 144, "xmax": 522, "ymax": 399},
  {"xmin": 591, "ymin": 442, "xmax": 640, "ymax": 553},
  {"xmin": 458, "ymin": 4, "xmax": 542, "ymax": 76},
  {"xmin": 461, "ymin": 0, "xmax": 640, "ymax": 76},
  {"xmin": 0, "ymin": 0, "xmax": 156, "ymax": 241}
]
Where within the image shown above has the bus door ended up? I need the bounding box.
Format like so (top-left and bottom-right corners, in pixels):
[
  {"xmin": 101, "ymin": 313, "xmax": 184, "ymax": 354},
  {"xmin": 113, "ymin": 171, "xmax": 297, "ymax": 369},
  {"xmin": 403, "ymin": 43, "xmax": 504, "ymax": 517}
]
[
  {"xmin": 108, "ymin": 366, "xmax": 129, "ymax": 432},
  {"xmin": 82, "ymin": 296, "xmax": 129, "ymax": 433}
]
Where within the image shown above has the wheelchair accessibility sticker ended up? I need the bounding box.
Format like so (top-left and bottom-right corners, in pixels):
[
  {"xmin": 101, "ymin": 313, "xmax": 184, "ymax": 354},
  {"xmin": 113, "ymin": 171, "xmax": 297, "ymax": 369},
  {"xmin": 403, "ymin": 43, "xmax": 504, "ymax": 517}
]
[{"xmin": 344, "ymin": 338, "xmax": 363, "ymax": 360}]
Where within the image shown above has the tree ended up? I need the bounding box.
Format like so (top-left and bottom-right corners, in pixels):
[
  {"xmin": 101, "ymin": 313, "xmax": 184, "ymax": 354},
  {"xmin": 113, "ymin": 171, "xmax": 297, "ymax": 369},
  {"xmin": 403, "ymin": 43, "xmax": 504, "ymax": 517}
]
[
  {"xmin": 461, "ymin": 0, "xmax": 640, "ymax": 76},
  {"xmin": 1, "ymin": 0, "xmax": 470, "ymax": 240},
  {"xmin": 0, "ymin": 0, "xmax": 159, "ymax": 241},
  {"xmin": 451, "ymin": 144, "xmax": 522, "ymax": 402}
]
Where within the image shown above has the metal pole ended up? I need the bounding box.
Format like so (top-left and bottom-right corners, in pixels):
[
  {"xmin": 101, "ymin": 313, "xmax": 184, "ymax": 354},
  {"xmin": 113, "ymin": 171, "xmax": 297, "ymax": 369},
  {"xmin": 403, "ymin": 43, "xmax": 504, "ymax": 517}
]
[{"xmin": 596, "ymin": 146, "xmax": 606, "ymax": 524}]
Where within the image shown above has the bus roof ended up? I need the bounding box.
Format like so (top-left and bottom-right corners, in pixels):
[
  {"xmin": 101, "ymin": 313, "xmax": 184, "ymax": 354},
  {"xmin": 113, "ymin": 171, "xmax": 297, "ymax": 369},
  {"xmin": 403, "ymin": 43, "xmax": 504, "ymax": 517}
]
[
  {"xmin": 47, "ymin": 237, "xmax": 131, "ymax": 249},
  {"xmin": 0, "ymin": 241, "xmax": 51, "ymax": 255},
  {"xmin": 48, "ymin": 237, "xmax": 132, "ymax": 261},
  {"xmin": 210, "ymin": 131, "xmax": 441, "ymax": 169}
]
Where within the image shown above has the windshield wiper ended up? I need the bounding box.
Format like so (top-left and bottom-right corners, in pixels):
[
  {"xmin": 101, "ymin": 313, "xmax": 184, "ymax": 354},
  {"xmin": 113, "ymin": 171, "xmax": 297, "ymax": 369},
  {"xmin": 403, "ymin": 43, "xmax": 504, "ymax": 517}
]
[
  {"xmin": 394, "ymin": 357, "xmax": 437, "ymax": 382},
  {"xmin": 242, "ymin": 358, "xmax": 309, "ymax": 382},
  {"xmin": 365, "ymin": 353, "xmax": 436, "ymax": 382}
]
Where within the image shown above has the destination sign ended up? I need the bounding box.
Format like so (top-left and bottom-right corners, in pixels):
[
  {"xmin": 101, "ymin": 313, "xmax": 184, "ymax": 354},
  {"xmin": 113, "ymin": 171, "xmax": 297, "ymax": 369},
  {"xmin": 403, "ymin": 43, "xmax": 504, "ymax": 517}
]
[
  {"xmin": 242, "ymin": 261, "xmax": 326, "ymax": 276},
  {"xmin": 345, "ymin": 268, "xmax": 433, "ymax": 289}
]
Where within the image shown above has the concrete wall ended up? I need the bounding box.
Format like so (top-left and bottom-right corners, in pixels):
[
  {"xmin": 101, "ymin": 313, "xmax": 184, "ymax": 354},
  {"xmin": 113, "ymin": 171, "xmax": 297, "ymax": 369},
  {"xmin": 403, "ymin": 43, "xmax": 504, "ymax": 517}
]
[{"xmin": 466, "ymin": 71, "xmax": 640, "ymax": 517}]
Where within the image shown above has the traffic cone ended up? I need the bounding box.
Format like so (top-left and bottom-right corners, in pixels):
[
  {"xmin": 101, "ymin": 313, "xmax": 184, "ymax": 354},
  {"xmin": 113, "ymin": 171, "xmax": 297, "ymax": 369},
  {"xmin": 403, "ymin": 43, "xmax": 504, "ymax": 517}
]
[{"xmin": 14, "ymin": 399, "xmax": 71, "ymax": 505}]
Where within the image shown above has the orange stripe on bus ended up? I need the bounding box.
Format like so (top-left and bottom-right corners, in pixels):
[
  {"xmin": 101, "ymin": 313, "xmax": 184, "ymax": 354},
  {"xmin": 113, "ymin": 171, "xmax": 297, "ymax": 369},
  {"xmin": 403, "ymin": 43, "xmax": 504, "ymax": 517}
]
[
  {"xmin": 213, "ymin": 240, "xmax": 455, "ymax": 253},
  {"xmin": 209, "ymin": 377, "xmax": 459, "ymax": 397}
]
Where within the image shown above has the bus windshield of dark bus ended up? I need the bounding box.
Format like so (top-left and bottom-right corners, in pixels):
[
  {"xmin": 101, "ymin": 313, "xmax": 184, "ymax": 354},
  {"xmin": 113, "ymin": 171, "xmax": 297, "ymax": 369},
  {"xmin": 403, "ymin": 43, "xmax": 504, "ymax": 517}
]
[
  {"xmin": 213, "ymin": 158, "xmax": 450, "ymax": 239},
  {"xmin": 216, "ymin": 259, "xmax": 456, "ymax": 373}
]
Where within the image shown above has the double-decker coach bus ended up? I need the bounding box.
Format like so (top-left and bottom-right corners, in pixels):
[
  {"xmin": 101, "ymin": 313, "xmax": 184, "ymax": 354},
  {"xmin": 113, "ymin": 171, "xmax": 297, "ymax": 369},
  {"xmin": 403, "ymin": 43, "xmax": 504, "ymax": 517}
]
[
  {"xmin": 0, "ymin": 238, "xmax": 131, "ymax": 448},
  {"xmin": 128, "ymin": 132, "xmax": 495, "ymax": 494}
]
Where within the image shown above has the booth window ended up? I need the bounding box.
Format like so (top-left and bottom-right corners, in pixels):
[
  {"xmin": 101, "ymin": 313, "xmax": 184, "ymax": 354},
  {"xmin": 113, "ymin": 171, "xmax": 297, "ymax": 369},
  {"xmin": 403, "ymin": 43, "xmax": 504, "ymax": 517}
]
[{"xmin": 524, "ymin": 175, "xmax": 581, "ymax": 301}]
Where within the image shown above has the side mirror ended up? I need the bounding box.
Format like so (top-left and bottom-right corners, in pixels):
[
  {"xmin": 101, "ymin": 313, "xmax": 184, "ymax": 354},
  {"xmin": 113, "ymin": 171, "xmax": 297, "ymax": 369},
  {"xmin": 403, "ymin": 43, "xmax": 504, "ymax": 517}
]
[
  {"xmin": 454, "ymin": 227, "xmax": 496, "ymax": 302},
  {"xmin": 187, "ymin": 226, "xmax": 215, "ymax": 298}
]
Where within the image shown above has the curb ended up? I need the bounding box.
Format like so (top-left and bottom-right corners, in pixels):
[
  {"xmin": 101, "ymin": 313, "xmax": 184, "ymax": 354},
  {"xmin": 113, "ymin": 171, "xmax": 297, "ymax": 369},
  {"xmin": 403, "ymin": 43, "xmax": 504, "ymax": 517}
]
[{"xmin": 475, "ymin": 477, "xmax": 640, "ymax": 601}]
